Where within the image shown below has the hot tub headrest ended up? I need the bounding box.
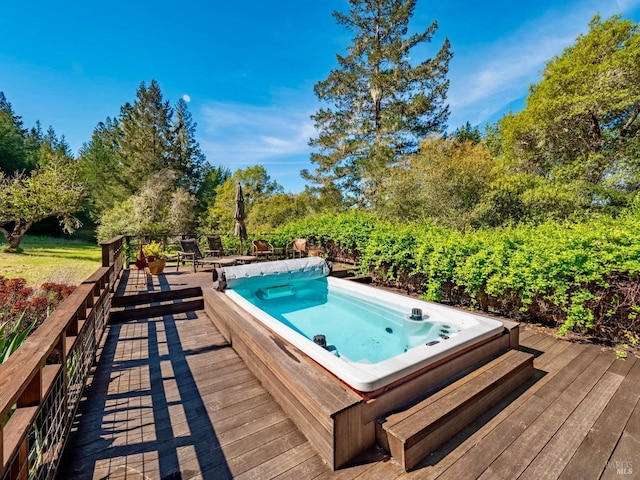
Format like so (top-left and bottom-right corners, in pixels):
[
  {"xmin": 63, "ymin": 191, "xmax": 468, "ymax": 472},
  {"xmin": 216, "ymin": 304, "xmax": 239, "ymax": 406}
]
[{"xmin": 215, "ymin": 257, "xmax": 331, "ymax": 291}]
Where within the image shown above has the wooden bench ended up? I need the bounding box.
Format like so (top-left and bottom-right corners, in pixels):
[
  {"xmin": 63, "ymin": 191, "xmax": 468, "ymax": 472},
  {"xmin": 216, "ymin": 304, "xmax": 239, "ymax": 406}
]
[{"xmin": 377, "ymin": 349, "xmax": 535, "ymax": 470}]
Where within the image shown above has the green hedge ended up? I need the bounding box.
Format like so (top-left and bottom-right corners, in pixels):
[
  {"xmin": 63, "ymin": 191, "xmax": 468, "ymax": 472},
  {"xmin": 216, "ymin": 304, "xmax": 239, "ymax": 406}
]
[{"xmin": 275, "ymin": 211, "xmax": 640, "ymax": 341}]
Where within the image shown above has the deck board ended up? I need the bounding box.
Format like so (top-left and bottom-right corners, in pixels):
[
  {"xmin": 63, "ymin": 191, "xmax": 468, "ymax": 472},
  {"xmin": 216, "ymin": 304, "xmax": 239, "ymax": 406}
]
[
  {"xmin": 57, "ymin": 269, "xmax": 640, "ymax": 479},
  {"xmin": 477, "ymin": 351, "xmax": 616, "ymax": 479}
]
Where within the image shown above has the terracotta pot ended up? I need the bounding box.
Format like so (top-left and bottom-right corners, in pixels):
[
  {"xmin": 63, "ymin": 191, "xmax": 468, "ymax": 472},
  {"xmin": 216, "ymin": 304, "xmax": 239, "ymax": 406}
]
[{"xmin": 147, "ymin": 258, "xmax": 166, "ymax": 275}]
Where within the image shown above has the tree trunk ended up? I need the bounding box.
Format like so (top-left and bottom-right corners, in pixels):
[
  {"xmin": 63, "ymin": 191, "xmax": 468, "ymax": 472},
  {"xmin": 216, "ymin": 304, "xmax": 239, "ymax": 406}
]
[{"xmin": 6, "ymin": 220, "xmax": 32, "ymax": 252}]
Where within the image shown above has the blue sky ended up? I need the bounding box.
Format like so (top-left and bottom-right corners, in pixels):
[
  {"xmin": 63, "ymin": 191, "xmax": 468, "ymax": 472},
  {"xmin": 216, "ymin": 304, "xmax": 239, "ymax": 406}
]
[{"xmin": 2, "ymin": 1, "xmax": 640, "ymax": 193}]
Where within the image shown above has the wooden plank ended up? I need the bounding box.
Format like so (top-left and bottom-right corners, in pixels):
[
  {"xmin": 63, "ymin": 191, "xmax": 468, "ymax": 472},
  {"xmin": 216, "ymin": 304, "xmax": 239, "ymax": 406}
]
[
  {"xmin": 229, "ymin": 331, "xmax": 335, "ymax": 467},
  {"xmin": 518, "ymin": 328, "xmax": 536, "ymax": 342},
  {"xmin": 477, "ymin": 350, "xmax": 616, "ymax": 480},
  {"xmin": 109, "ymin": 298, "xmax": 204, "ymax": 322},
  {"xmin": 524, "ymin": 334, "xmax": 557, "ymax": 356},
  {"xmin": 0, "ymin": 342, "xmax": 43, "ymax": 419},
  {"xmin": 351, "ymin": 457, "xmax": 405, "ymax": 480},
  {"xmin": 314, "ymin": 448, "xmax": 390, "ymax": 480},
  {"xmin": 599, "ymin": 372, "xmax": 640, "ymax": 480},
  {"xmin": 211, "ymin": 291, "xmax": 359, "ymax": 414},
  {"xmin": 386, "ymin": 350, "xmax": 526, "ymax": 439},
  {"xmin": 167, "ymin": 412, "xmax": 297, "ymax": 474},
  {"xmin": 2, "ymin": 406, "xmax": 38, "ymax": 468},
  {"xmin": 273, "ymin": 454, "xmax": 331, "ymax": 479},
  {"xmin": 399, "ymin": 352, "xmax": 534, "ymax": 470},
  {"xmin": 403, "ymin": 341, "xmax": 584, "ymax": 477},
  {"xmin": 111, "ymin": 286, "xmax": 202, "ymax": 307},
  {"xmin": 519, "ymin": 331, "xmax": 553, "ymax": 348},
  {"xmin": 334, "ymin": 402, "xmax": 375, "ymax": 469},
  {"xmin": 559, "ymin": 358, "xmax": 640, "ymax": 480},
  {"xmin": 432, "ymin": 343, "xmax": 598, "ymax": 480},
  {"xmin": 518, "ymin": 370, "xmax": 626, "ymax": 480},
  {"xmin": 235, "ymin": 441, "xmax": 318, "ymax": 480},
  {"xmin": 534, "ymin": 339, "xmax": 572, "ymax": 370},
  {"xmin": 205, "ymin": 290, "xmax": 367, "ymax": 469},
  {"xmin": 201, "ymin": 429, "xmax": 309, "ymax": 478}
]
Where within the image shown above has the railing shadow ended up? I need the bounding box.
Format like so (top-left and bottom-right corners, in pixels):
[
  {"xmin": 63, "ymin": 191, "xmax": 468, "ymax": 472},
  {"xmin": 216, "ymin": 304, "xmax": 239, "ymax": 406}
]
[{"xmin": 58, "ymin": 311, "xmax": 233, "ymax": 479}]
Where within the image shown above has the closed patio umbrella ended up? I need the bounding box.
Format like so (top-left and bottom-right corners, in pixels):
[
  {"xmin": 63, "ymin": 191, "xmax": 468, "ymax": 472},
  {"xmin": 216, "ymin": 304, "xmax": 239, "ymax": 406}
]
[{"xmin": 233, "ymin": 182, "xmax": 247, "ymax": 254}]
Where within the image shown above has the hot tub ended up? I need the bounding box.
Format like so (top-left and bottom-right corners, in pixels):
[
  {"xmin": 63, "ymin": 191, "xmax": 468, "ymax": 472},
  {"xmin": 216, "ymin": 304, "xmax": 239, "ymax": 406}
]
[{"xmin": 218, "ymin": 258, "xmax": 504, "ymax": 392}]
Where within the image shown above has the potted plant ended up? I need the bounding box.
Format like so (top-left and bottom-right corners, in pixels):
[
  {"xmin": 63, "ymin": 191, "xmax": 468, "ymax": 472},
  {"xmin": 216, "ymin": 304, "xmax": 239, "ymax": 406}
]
[{"xmin": 142, "ymin": 241, "xmax": 166, "ymax": 275}]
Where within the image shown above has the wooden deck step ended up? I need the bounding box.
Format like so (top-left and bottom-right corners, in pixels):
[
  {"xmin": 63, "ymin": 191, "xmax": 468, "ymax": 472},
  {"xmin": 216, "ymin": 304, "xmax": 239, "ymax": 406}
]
[
  {"xmin": 110, "ymin": 286, "xmax": 204, "ymax": 322},
  {"xmin": 111, "ymin": 286, "xmax": 203, "ymax": 307},
  {"xmin": 377, "ymin": 349, "xmax": 534, "ymax": 471}
]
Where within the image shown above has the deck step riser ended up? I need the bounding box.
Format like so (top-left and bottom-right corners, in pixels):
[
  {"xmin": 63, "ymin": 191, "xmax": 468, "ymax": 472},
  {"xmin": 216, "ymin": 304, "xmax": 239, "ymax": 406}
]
[
  {"xmin": 403, "ymin": 361, "xmax": 533, "ymax": 469},
  {"xmin": 110, "ymin": 298, "xmax": 204, "ymax": 322},
  {"xmin": 381, "ymin": 350, "xmax": 535, "ymax": 471},
  {"xmin": 111, "ymin": 286, "xmax": 203, "ymax": 307}
]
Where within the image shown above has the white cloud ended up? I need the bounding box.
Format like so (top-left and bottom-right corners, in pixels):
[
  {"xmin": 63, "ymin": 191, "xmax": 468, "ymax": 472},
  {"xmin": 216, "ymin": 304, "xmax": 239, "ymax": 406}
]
[
  {"xmin": 199, "ymin": 101, "xmax": 315, "ymax": 167},
  {"xmin": 182, "ymin": 94, "xmax": 191, "ymax": 102},
  {"xmin": 447, "ymin": 0, "xmax": 640, "ymax": 128}
]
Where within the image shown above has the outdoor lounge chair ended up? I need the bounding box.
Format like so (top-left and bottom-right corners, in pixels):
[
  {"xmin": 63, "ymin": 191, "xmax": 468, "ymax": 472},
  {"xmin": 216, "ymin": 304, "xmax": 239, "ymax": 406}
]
[
  {"xmin": 177, "ymin": 238, "xmax": 236, "ymax": 272},
  {"xmin": 204, "ymin": 234, "xmax": 225, "ymax": 257},
  {"xmin": 252, "ymin": 239, "xmax": 275, "ymax": 261},
  {"xmin": 289, "ymin": 238, "xmax": 308, "ymax": 258}
]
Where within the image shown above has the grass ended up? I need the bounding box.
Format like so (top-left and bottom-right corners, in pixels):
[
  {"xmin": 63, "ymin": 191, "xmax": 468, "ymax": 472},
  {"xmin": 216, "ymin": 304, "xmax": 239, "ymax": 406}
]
[{"xmin": 0, "ymin": 235, "xmax": 101, "ymax": 286}]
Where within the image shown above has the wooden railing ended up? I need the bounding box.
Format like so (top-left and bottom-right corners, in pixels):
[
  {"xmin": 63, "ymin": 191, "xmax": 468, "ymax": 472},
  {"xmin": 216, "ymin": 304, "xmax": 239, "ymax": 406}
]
[{"xmin": 0, "ymin": 235, "xmax": 125, "ymax": 480}]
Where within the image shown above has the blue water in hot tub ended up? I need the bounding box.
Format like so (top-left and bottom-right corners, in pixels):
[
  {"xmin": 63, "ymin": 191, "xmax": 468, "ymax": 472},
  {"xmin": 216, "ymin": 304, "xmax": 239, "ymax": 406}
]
[{"xmin": 232, "ymin": 277, "xmax": 459, "ymax": 364}]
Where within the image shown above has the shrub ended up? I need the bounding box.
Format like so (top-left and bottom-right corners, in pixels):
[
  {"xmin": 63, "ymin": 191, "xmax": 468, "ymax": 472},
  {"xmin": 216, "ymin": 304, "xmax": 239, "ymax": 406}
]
[{"xmin": 0, "ymin": 276, "xmax": 76, "ymax": 355}]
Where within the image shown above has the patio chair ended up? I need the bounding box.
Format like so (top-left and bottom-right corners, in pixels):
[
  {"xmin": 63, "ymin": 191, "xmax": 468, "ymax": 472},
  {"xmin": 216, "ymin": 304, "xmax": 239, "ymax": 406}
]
[
  {"xmin": 290, "ymin": 238, "xmax": 308, "ymax": 258},
  {"xmin": 204, "ymin": 234, "xmax": 225, "ymax": 257},
  {"xmin": 252, "ymin": 239, "xmax": 275, "ymax": 261},
  {"xmin": 177, "ymin": 238, "xmax": 236, "ymax": 272}
]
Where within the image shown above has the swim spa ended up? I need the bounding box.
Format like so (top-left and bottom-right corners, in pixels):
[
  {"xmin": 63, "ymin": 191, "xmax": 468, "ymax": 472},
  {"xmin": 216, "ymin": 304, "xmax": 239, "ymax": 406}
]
[{"xmin": 217, "ymin": 257, "xmax": 504, "ymax": 392}]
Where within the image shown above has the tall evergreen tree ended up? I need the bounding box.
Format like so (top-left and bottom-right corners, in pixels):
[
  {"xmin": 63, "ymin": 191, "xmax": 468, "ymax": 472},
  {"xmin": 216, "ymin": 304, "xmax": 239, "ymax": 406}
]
[
  {"xmin": 169, "ymin": 98, "xmax": 206, "ymax": 192},
  {"xmin": 78, "ymin": 117, "xmax": 126, "ymax": 217},
  {"xmin": 0, "ymin": 92, "xmax": 37, "ymax": 174},
  {"xmin": 304, "ymin": 0, "xmax": 452, "ymax": 205},
  {"xmin": 196, "ymin": 164, "xmax": 231, "ymax": 215},
  {"xmin": 118, "ymin": 80, "xmax": 173, "ymax": 192}
]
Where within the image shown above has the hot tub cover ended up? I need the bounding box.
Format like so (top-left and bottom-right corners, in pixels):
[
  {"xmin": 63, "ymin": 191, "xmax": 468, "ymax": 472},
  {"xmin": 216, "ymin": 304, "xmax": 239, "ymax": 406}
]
[{"xmin": 214, "ymin": 257, "xmax": 330, "ymax": 290}]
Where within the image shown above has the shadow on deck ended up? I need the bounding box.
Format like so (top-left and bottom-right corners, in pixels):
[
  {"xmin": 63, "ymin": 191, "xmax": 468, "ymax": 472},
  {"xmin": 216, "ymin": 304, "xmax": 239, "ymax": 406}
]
[{"xmin": 58, "ymin": 308, "xmax": 236, "ymax": 479}]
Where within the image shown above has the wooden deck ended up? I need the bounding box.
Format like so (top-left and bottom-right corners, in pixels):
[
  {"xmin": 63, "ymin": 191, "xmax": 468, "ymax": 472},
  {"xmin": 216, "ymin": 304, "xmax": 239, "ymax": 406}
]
[{"xmin": 58, "ymin": 269, "xmax": 640, "ymax": 479}]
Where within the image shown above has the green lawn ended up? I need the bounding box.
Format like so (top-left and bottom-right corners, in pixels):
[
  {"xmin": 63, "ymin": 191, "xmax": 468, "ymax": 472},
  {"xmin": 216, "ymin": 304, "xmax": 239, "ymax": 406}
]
[{"xmin": 0, "ymin": 235, "xmax": 102, "ymax": 286}]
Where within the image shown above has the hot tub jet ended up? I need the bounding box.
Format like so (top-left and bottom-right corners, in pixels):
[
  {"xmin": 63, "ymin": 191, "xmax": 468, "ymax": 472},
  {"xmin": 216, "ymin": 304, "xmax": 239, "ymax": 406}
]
[{"xmin": 313, "ymin": 334, "xmax": 327, "ymax": 349}]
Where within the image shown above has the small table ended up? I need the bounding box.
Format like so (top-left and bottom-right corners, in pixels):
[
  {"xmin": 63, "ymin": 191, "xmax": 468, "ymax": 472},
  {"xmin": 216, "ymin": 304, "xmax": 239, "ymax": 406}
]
[
  {"xmin": 230, "ymin": 255, "xmax": 258, "ymax": 264},
  {"xmin": 212, "ymin": 258, "xmax": 237, "ymax": 268}
]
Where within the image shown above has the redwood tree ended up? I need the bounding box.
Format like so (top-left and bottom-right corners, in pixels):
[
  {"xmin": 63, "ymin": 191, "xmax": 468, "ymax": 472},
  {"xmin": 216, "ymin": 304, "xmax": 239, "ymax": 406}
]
[{"xmin": 304, "ymin": 0, "xmax": 452, "ymax": 206}]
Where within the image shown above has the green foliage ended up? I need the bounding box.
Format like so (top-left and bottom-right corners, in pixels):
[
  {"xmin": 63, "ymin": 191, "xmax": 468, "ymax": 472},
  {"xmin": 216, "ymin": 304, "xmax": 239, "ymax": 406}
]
[
  {"xmin": 96, "ymin": 170, "xmax": 196, "ymax": 242},
  {"xmin": 378, "ymin": 137, "xmax": 496, "ymax": 228},
  {"xmin": 0, "ymin": 92, "xmax": 37, "ymax": 175},
  {"xmin": 0, "ymin": 161, "xmax": 87, "ymax": 251},
  {"xmin": 79, "ymin": 80, "xmax": 206, "ymax": 220},
  {"xmin": 78, "ymin": 118, "xmax": 126, "ymax": 216},
  {"xmin": 499, "ymin": 14, "xmax": 640, "ymax": 215},
  {"xmin": 199, "ymin": 166, "xmax": 283, "ymax": 234},
  {"xmin": 276, "ymin": 210, "xmax": 379, "ymax": 262},
  {"xmin": 196, "ymin": 164, "xmax": 231, "ymax": 216},
  {"xmin": 0, "ymin": 312, "xmax": 35, "ymax": 363},
  {"xmin": 142, "ymin": 241, "xmax": 165, "ymax": 259},
  {"xmin": 304, "ymin": 0, "xmax": 452, "ymax": 205}
]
